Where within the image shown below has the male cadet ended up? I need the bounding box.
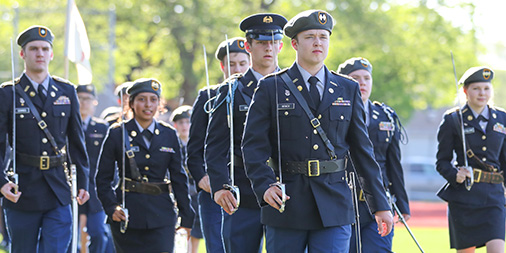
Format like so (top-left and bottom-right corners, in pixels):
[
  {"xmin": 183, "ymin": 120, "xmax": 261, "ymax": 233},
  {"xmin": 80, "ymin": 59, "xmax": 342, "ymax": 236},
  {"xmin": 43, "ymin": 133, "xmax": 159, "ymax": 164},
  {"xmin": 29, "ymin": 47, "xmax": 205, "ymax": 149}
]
[
  {"xmin": 186, "ymin": 37, "xmax": 249, "ymax": 253},
  {"xmin": 338, "ymin": 58, "xmax": 410, "ymax": 253},
  {"xmin": 205, "ymin": 13, "xmax": 287, "ymax": 253},
  {"xmin": 0, "ymin": 25, "xmax": 90, "ymax": 252},
  {"xmin": 76, "ymin": 84, "xmax": 115, "ymax": 253},
  {"xmin": 242, "ymin": 10, "xmax": 393, "ymax": 252},
  {"xmin": 100, "ymin": 81, "xmax": 133, "ymax": 125}
]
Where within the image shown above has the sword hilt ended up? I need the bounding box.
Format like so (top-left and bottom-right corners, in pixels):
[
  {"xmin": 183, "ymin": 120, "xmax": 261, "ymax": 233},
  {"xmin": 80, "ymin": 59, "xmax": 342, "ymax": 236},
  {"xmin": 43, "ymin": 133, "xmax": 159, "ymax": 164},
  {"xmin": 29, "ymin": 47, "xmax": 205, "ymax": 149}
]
[
  {"xmin": 270, "ymin": 182, "xmax": 286, "ymax": 213},
  {"xmin": 223, "ymin": 184, "xmax": 240, "ymax": 213},
  {"xmin": 120, "ymin": 207, "xmax": 129, "ymax": 233}
]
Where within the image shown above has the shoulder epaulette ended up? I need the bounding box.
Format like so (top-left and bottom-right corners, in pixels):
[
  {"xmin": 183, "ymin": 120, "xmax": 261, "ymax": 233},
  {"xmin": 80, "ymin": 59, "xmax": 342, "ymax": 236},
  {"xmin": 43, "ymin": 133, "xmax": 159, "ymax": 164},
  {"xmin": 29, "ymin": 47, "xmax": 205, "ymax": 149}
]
[
  {"xmin": 110, "ymin": 122, "xmax": 122, "ymax": 129},
  {"xmin": 92, "ymin": 117, "xmax": 108, "ymax": 125},
  {"xmin": 373, "ymin": 101, "xmax": 395, "ymax": 114},
  {"xmin": 263, "ymin": 67, "xmax": 289, "ymax": 80},
  {"xmin": 199, "ymin": 84, "xmax": 220, "ymax": 93},
  {"xmin": 444, "ymin": 106, "xmax": 459, "ymax": 115},
  {"xmin": 158, "ymin": 120, "xmax": 176, "ymax": 130},
  {"xmin": 331, "ymin": 71, "xmax": 357, "ymax": 82},
  {"xmin": 491, "ymin": 105, "xmax": 506, "ymax": 113},
  {"xmin": 52, "ymin": 76, "xmax": 73, "ymax": 86},
  {"xmin": 0, "ymin": 78, "xmax": 21, "ymax": 88}
]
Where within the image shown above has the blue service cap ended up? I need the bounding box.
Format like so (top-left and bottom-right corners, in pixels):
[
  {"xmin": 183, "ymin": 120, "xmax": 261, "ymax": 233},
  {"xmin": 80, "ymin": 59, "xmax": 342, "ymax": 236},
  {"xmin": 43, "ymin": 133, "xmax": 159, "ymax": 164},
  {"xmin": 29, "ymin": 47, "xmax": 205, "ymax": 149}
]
[
  {"xmin": 459, "ymin": 66, "xmax": 494, "ymax": 85},
  {"xmin": 284, "ymin": 10, "xmax": 334, "ymax": 39},
  {"xmin": 76, "ymin": 84, "xmax": 96, "ymax": 97},
  {"xmin": 215, "ymin": 37, "xmax": 249, "ymax": 61},
  {"xmin": 338, "ymin": 57, "xmax": 373, "ymax": 75},
  {"xmin": 17, "ymin": 25, "xmax": 54, "ymax": 47},
  {"xmin": 127, "ymin": 78, "xmax": 162, "ymax": 98},
  {"xmin": 239, "ymin": 13, "xmax": 287, "ymax": 41}
]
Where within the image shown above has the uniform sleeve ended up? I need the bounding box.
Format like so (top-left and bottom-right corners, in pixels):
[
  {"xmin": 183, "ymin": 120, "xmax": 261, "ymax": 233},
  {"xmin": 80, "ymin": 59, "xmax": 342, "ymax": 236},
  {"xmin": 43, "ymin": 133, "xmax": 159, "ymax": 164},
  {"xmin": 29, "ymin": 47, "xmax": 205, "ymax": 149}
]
[
  {"xmin": 168, "ymin": 131, "xmax": 195, "ymax": 228},
  {"xmin": 346, "ymin": 84, "xmax": 390, "ymax": 213},
  {"xmin": 67, "ymin": 87, "xmax": 90, "ymax": 191},
  {"xmin": 205, "ymin": 86, "xmax": 232, "ymax": 196},
  {"xmin": 436, "ymin": 114, "xmax": 460, "ymax": 188},
  {"xmin": 242, "ymin": 79, "xmax": 275, "ymax": 207},
  {"xmin": 186, "ymin": 90, "xmax": 209, "ymax": 187},
  {"xmin": 96, "ymin": 127, "xmax": 120, "ymax": 216},
  {"xmin": 386, "ymin": 115, "xmax": 410, "ymax": 215}
]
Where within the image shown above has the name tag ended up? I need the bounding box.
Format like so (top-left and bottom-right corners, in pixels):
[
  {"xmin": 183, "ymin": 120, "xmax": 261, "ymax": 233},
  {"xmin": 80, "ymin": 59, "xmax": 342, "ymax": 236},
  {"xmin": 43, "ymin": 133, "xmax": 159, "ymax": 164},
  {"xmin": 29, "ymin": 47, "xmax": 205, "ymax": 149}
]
[
  {"xmin": 239, "ymin": 105, "xmax": 249, "ymax": 111},
  {"xmin": 160, "ymin": 147, "xmax": 175, "ymax": 153},
  {"xmin": 15, "ymin": 107, "xmax": 30, "ymax": 114},
  {"xmin": 278, "ymin": 103, "xmax": 295, "ymax": 110},
  {"xmin": 89, "ymin": 133, "xmax": 104, "ymax": 138},
  {"xmin": 464, "ymin": 127, "xmax": 475, "ymax": 134}
]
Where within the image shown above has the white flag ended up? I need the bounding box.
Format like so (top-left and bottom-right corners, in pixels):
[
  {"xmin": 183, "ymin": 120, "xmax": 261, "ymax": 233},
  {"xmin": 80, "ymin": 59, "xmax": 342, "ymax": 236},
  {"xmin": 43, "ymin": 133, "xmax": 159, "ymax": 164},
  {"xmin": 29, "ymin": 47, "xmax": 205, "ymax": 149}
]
[{"xmin": 66, "ymin": 1, "xmax": 92, "ymax": 84}]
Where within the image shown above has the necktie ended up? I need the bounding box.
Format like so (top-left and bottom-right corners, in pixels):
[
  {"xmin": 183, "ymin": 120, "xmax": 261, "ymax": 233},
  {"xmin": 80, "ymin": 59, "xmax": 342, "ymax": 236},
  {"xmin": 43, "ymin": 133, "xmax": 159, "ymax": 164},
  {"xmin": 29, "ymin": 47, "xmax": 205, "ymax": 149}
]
[
  {"xmin": 308, "ymin": 76, "xmax": 320, "ymax": 108},
  {"xmin": 142, "ymin": 129, "xmax": 153, "ymax": 141},
  {"xmin": 477, "ymin": 115, "xmax": 488, "ymax": 122},
  {"xmin": 38, "ymin": 84, "xmax": 46, "ymax": 103}
]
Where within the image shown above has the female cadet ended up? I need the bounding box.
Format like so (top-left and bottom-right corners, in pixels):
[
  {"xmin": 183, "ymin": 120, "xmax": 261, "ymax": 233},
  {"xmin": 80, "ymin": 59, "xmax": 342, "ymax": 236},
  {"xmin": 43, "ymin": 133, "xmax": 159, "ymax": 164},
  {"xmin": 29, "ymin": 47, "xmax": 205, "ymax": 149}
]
[
  {"xmin": 338, "ymin": 57, "xmax": 410, "ymax": 253},
  {"xmin": 436, "ymin": 66, "xmax": 505, "ymax": 252},
  {"xmin": 96, "ymin": 78, "xmax": 194, "ymax": 252}
]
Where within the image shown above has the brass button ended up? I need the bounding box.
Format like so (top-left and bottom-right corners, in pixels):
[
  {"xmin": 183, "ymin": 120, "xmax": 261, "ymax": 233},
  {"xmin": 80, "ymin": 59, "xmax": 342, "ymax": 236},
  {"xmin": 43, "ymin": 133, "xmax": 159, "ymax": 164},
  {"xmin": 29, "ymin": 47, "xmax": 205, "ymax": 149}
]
[
  {"xmin": 313, "ymin": 129, "xmax": 318, "ymax": 135},
  {"xmin": 318, "ymin": 114, "xmax": 322, "ymax": 119},
  {"xmin": 482, "ymin": 135, "xmax": 486, "ymax": 140},
  {"xmin": 340, "ymin": 115, "xmax": 344, "ymax": 120},
  {"xmin": 20, "ymin": 114, "xmax": 24, "ymax": 119},
  {"xmin": 42, "ymin": 151, "xmax": 48, "ymax": 156},
  {"xmin": 482, "ymin": 157, "xmax": 487, "ymax": 162},
  {"xmin": 41, "ymin": 112, "xmax": 47, "ymax": 117},
  {"xmin": 61, "ymin": 112, "xmax": 65, "ymax": 117},
  {"xmin": 144, "ymin": 166, "xmax": 149, "ymax": 171},
  {"xmin": 42, "ymin": 138, "xmax": 48, "ymax": 143},
  {"xmin": 145, "ymin": 154, "xmax": 150, "ymax": 159},
  {"xmin": 94, "ymin": 140, "xmax": 100, "ymax": 146},
  {"xmin": 313, "ymin": 144, "xmax": 319, "ymax": 150},
  {"xmin": 482, "ymin": 146, "xmax": 487, "ymax": 151},
  {"xmin": 284, "ymin": 111, "xmax": 289, "ymax": 116},
  {"xmin": 386, "ymin": 138, "xmax": 389, "ymax": 142}
]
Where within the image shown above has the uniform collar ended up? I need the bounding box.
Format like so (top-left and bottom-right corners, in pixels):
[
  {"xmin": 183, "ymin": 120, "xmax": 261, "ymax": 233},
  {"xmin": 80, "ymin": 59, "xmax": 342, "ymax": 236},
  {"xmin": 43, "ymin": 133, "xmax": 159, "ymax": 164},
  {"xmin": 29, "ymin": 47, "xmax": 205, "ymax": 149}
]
[
  {"xmin": 134, "ymin": 119, "xmax": 156, "ymax": 133},
  {"xmin": 468, "ymin": 105, "xmax": 489, "ymax": 120},
  {"xmin": 296, "ymin": 63, "xmax": 325, "ymax": 91},
  {"xmin": 24, "ymin": 72, "xmax": 50, "ymax": 91}
]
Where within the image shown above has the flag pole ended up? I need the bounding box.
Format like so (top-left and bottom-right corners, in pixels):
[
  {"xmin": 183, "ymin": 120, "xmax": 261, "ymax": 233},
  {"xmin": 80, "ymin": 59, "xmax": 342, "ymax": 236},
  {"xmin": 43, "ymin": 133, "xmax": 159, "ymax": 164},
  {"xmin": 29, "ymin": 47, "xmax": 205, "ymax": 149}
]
[{"xmin": 64, "ymin": 0, "xmax": 73, "ymax": 79}]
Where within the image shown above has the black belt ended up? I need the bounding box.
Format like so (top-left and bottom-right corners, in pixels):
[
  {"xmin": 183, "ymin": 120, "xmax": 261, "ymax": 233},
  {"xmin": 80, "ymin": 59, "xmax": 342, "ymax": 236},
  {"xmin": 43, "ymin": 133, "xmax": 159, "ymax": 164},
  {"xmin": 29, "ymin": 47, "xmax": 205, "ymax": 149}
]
[
  {"xmin": 473, "ymin": 168, "xmax": 504, "ymax": 184},
  {"xmin": 123, "ymin": 178, "xmax": 171, "ymax": 195},
  {"xmin": 279, "ymin": 159, "xmax": 346, "ymax": 177},
  {"xmin": 17, "ymin": 152, "xmax": 66, "ymax": 170}
]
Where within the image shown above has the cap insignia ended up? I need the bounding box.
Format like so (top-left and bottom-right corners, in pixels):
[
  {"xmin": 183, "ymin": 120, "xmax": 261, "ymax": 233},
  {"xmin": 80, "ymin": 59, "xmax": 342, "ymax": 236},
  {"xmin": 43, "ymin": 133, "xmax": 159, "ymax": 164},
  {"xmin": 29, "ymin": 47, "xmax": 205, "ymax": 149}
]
[
  {"xmin": 151, "ymin": 80, "xmax": 160, "ymax": 91},
  {"xmin": 318, "ymin": 12, "xmax": 327, "ymax": 25},
  {"xmin": 263, "ymin": 16, "xmax": 273, "ymax": 23},
  {"xmin": 483, "ymin": 69, "xmax": 491, "ymax": 80},
  {"xmin": 39, "ymin": 28, "xmax": 47, "ymax": 37}
]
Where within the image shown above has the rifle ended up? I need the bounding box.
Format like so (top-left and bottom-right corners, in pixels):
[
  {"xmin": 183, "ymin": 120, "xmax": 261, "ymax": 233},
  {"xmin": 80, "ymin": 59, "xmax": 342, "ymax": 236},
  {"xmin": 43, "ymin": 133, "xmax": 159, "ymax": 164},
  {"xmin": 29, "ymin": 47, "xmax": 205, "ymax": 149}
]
[
  {"xmin": 451, "ymin": 51, "xmax": 473, "ymax": 191},
  {"xmin": 223, "ymin": 35, "xmax": 240, "ymax": 213}
]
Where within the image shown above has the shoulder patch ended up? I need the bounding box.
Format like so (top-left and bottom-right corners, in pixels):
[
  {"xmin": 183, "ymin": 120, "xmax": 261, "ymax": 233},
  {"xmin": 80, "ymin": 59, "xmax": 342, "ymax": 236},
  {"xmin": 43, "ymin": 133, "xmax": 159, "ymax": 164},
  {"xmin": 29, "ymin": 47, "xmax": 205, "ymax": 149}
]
[{"xmin": 52, "ymin": 76, "xmax": 74, "ymax": 86}]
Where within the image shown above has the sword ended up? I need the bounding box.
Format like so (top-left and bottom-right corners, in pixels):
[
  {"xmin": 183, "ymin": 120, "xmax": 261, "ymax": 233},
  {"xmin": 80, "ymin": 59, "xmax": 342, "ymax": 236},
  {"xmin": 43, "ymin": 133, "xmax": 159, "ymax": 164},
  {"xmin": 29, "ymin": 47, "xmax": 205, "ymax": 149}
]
[
  {"xmin": 70, "ymin": 164, "xmax": 78, "ymax": 253},
  {"xmin": 392, "ymin": 201, "xmax": 424, "ymax": 253},
  {"xmin": 223, "ymin": 34, "xmax": 240, "ymax": 213},
  {"xmin": 203, "ymin": 45, "xmax": 212, "ymax": 113},
  {"xmin": 349, "ymin": 171, "xmax": 362, "ymax": 253},
  {"xmin": 119, "ymin": 88, "xmax": 129, "ymax": 232},
  {"xmin": 10, "ymin": 38, "xmax": 18, "ymax": 193},
  {"xmin": 269, "ymin": 31, "xmax": 286, "ymax": 213},
  {"xmin": 451, "ymin": 51, "xmax": 473, "ymax": 191}
]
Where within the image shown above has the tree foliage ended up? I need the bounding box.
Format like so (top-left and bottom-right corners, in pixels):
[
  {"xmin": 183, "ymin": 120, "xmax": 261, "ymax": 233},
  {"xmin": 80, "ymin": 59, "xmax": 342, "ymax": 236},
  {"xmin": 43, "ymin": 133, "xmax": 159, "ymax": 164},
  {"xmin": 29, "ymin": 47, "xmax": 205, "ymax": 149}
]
[{"xmin": 0, "ymin": 0, "xmax": 482, "ymax": 119}]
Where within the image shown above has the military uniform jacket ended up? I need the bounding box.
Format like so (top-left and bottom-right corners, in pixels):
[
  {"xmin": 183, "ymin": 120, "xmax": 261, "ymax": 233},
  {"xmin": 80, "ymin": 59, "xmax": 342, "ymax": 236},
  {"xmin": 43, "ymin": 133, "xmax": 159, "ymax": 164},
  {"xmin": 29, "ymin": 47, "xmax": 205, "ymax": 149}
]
[
  {"xmin": 186, "ymin": 85, "xmax": 218, "ymax": 188},
  {"xmin": 0, "ymin": 74, "xmax": 89, "ymax": 211},
  {"xmin": 357, "ymin": 101, "xmax": 410, "ymax": 223},
  {"xmin": 81, "ymin": 117, "xmax": 108, "ymax": 214},
  {"xmin": 436, "ymin": 104, "xmax": 506, "ymax": 206},
  {"xmin": 96, "ymin": 119, "xmax": 194, "ymax": 229},
  {"xmin": 205, "ymin": 69, "xmax": 260, "ymax": 209},
  {"xmin": 242, "ymin": 63, "xmax": 390, "ymax": 230}
]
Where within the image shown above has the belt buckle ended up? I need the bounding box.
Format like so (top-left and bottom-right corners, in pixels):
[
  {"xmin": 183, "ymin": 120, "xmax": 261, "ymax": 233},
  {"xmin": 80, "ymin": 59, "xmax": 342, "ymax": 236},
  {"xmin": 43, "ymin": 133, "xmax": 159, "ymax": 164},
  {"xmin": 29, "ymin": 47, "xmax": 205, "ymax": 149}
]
[
  {"xmin": 473, "ymin": 168, "xmax": 482, "ymax": 183},
  {"xmin": 38, "ymin": 120, "xmax": 48, "ymax": 130},
  {"xmin": 126, "ymin": 150, "xmax": 135, "ymax": 158},
  {"xmin": 308, "ymin": 160, "xmax": 320, "ymax": 177},
  {"xmin": 40, "ymin": 156, "xmax": 50, "ymax": 170},
  {"xmin": 310, "ymin": 118, "xmax": 320, "ymax": 128}
]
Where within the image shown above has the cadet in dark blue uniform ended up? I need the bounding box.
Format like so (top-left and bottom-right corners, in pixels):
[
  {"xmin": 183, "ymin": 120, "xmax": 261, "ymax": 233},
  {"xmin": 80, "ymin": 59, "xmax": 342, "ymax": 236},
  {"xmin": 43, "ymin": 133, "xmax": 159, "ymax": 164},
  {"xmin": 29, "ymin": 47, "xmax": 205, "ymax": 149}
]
[
  {"xmin": 76, "ymin": 84, "xmax": 115, "ymax": 253},
  {"xmin": 436, "ymin": 67, "xmax": 505, "ymax": 252},
  {"xmin": 0, "ymin": 25, "xmax": 90, "ymax": 253},
  {"xmin": 187, "ymin": 37, "xmax": 249, "ymax": 253},
  {"xmin": 242, "ymin": 11, "xmax": 393, "ymax": 252},
  {"xmin": 205, "ymin": 13, "xmax": 287, "ymax": 253},
  {"xmin": 338, "ymin": 57, "xmax": 410, "ymax": 253},
  {"xmin": 96, "ymin": 78, "xmax": 194, "ymax": 252}
]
